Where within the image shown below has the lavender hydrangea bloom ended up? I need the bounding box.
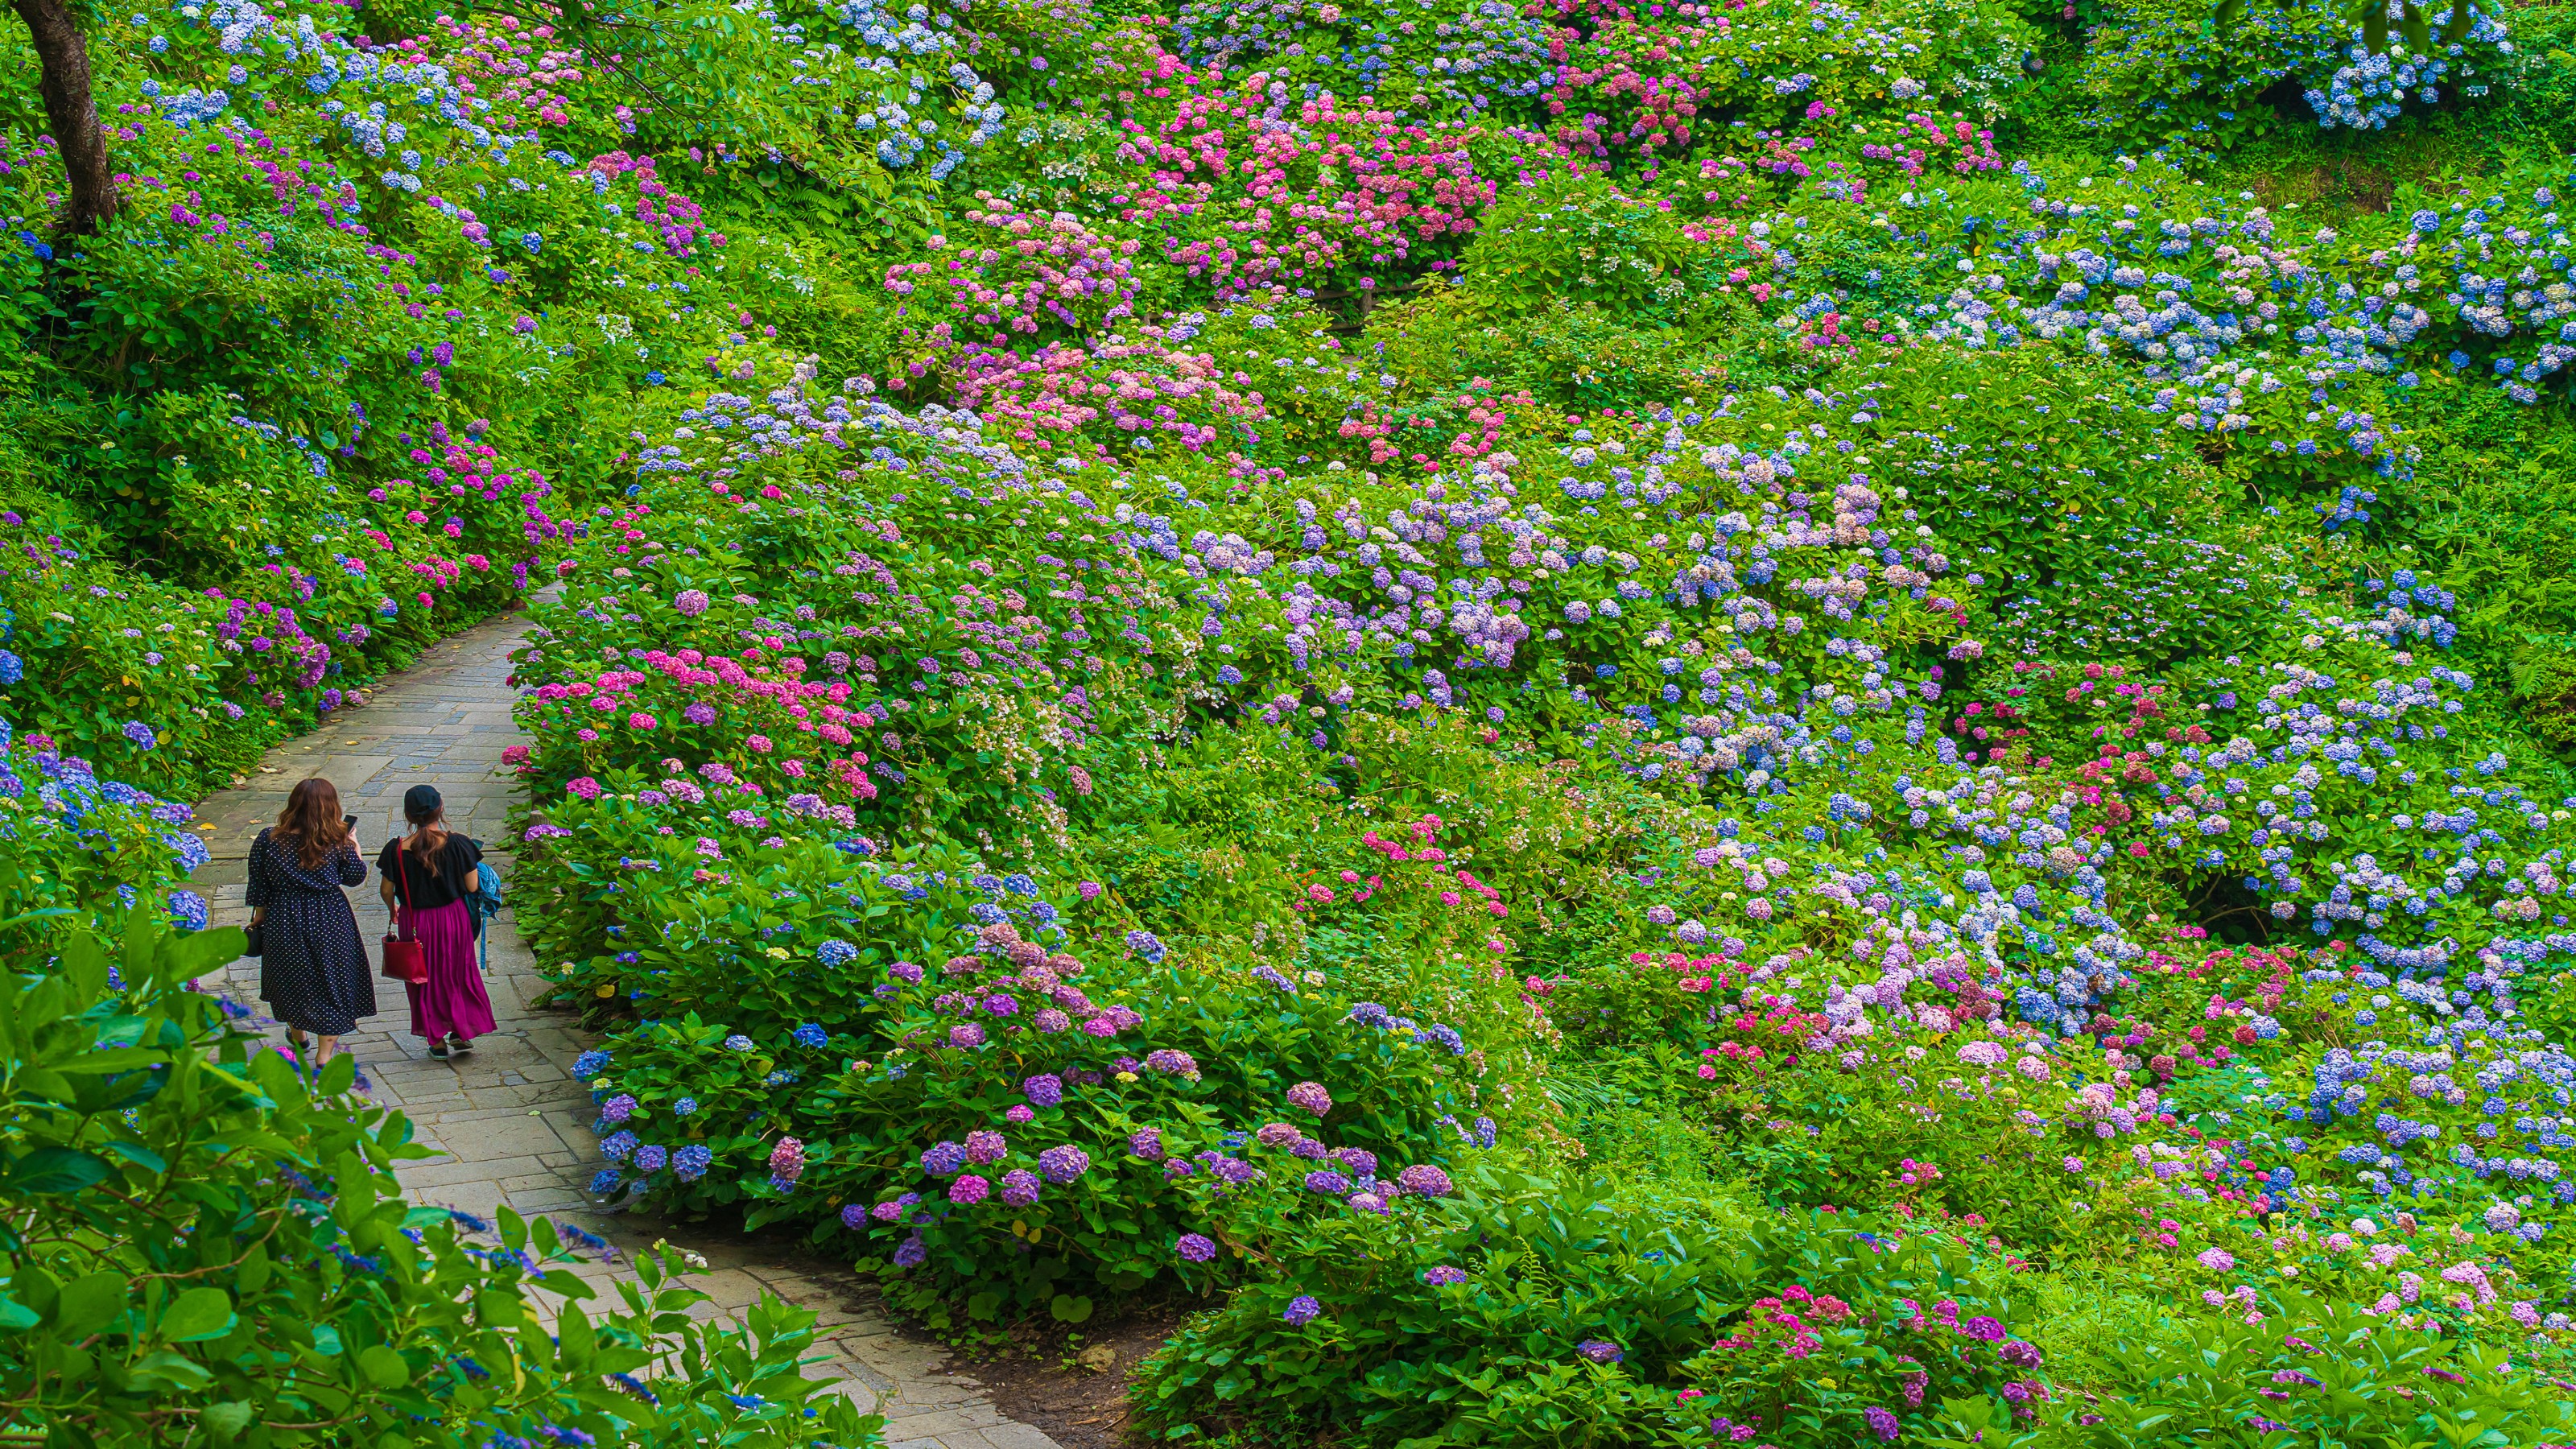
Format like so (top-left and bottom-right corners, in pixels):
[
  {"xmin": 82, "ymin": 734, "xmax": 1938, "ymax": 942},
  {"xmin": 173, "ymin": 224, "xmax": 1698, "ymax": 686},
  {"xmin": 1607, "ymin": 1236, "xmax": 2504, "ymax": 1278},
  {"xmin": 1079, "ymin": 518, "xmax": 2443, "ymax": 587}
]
[
  {"xmin": 633, "ymin": 1144, "xmax": 669, "ymax": 1173},
  {"xmin": 840, "ymin": 1203, "xmax": 870, "ymax": 1228},
  {"xmin": 871, "ymin": 1192, "xmax": 920, "ymax": 1222},
  {"xmin": 1145, "ymin": 1048, "xmax": 1200, "ymax": 1080},
  {"xmin": 1022, "ymin": 1073, "xmax": 1064, "ymax": 1107},
  {"xmin": 1282, "ymin": 1295, "xmax": 1323, "ymax": 1326},
  {"xmin": 1335, "ymin": 1147, "xmax": 1378, "ymax": 1176},
  {"xmin": 1128, "ymin": 1127, "xmax": 1166, "ymax": 1161},
  {"xmin": 1422, "ymin": 1265, "xmax": 1468, "ymax": 1286},
  {"xmin": 1575, "ymin": 1340, "xmax": 1622, "ymax": 1364},
  {"xmin": 1289, "ymin": 1138, "xmax": 1328, "ymax": 1161},
  {"xmin": 892, "ymin": 1233, "xmax": 927, "ymax": 1268},
  {"xmin": 1038, "ymin": 1145, "xmax": 1091, "ymax": 1184},
  {"xmin": 947, "ymin": 1023, "xmax": 987, "ymax": 1048},
  {"xmin": 601, "ymin": 1093, "xmax": 638, "ymax": 1124},
  {"xmin": 1302, "ymin": 1170, "xmax": 1352, "ymax": 1195},
  {"xmin": 1286, "ymin": 1081, "xmax": 1333, "ymax": 1116},
  {"xmin": 1864, "ymin": 1406, "xmax": 1901, "ymax": 1441},
  {"xmin": 1255, "ymin": 1122, "xmax": 1302, "ymax": 1149},
  {"xmin": 965, "ymin": 1129, "xmax": 1008, "ymax": 1164},
  {"xmin": 1000, "ymin": 1169, "xmax": 1042, "ymax": 1207},
  {"xmin": 921, "ymin": 1141, "xmax": 968, "ymax": 1176},
  {"xmin": 1176, "ymin": 1233, "xmax": 1218, "ymax": 1263}
]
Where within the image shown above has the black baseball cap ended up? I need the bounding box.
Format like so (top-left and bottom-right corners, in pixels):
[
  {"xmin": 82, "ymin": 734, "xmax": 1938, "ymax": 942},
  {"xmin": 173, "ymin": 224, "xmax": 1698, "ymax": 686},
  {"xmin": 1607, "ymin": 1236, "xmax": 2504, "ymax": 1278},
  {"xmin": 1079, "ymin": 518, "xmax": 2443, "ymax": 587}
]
[{"xmin": 404, "ymin": 784, "xmax": 444, "ymax": 819}]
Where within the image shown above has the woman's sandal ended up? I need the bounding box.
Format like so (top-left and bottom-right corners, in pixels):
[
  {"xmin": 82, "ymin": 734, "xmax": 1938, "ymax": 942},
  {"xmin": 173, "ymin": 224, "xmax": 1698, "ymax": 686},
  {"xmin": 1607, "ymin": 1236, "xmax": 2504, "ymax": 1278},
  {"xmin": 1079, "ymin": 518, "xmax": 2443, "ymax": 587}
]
[
  {"xmin": 286, "ymin": 1029, "xmax": 311, "ymax": 1061},
  {"xmin": 427, "ymin": 1036, "xmax": 451, "ymax": 1059}
]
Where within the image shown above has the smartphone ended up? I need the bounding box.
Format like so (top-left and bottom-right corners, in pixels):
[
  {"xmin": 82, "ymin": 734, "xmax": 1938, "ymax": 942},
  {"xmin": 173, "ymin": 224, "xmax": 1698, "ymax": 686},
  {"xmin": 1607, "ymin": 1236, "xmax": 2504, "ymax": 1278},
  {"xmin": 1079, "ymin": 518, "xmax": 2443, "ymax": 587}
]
[{"xmin": 345, "ymin": 815, "xmax": 358, "ymax": 829}]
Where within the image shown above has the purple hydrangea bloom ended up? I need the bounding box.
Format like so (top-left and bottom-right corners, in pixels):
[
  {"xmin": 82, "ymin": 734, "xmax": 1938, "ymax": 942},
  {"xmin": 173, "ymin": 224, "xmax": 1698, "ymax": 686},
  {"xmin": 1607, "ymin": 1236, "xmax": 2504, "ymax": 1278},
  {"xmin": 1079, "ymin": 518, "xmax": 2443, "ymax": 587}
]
[
  {"xmin": 1000, "ymin": 1169, "xmax": 1042, "ymax": 1207},
  {"xmin": 1038, "ymin": 1145, "xmax": 1092, "ymax": 1184},
  {"xmin": 1335, "ymin": 1147, "xmax": 1379, "ymax": 1177},
  {"xmin": 1282, "ymin": 1295, "xmax": 1323, "ymax": 1326},
  {"xmin": 892, "ymin": 1232, "xmax": 927, "ymax": 1268},
  {"xmin": 984, "ymin": 993, "xmax": 1019, "ymax": 1017},
  {"xmin": 1286, "ymin": 1081, "xmax": 1333, "ymax": 1116},
  {"xmin": 673, "ymin": 1144, "xmax": 712, "ymax": 1182},
  {"xmin": 633, "ymin": 1144, "xmax": 669, "ymax": 1173},
  {"xmin": 965, "ymin": 1129, "xmax": 1008, "ymax": 1165},
  {"xmin": 1177, "ymin": 1232, "xmax": 1218, "ymax": 1263},
  {"xmin": 1396, "ymin": 1164, "xmax": 1453, "ymax": 1198},
  {"xmin": 947, "ymin": 1023, "xmax": 987, "ymax": 1049},
  {"xmin": 1290, "ymin": 1138, "xmax": 1328, "ymax": 1161},
  {"xmin": 1302, "ymin": 1170, "xmax": 1352, "ymax": 1195},
  {"xmin": 1575, "ymin": 1340, "xmax": 1622, "ymax": 1364},
  {"xmin": 1422, "ymin": 1265, "xmax": 1468, "ymax": 1286},
  {"xmin": 1128, "ymin": 1127, "xmax": 1166, "ymax": 1161},
  {"xmin": 601, "ymin": 1094, "xmax": 638, "ymax": 1124},
  {"xmin": 600, "ymin": 1131, "xmax": 638, "ymax": 1162},
  {"xmin": 1005, "ymin": 1104, "xmax": 1035, "ymax": 1124},
  {"xmin": 871, "ymin": 1192, "xmax": 921, "ymax": 1223},
  {"xmin": 1961, "ymin": 1316, "xmax": 2008, "ymax": 1343},
  {"xmin": 1034, "ymin": 1008, "xmax": 1071, "ymax": 1034},
  {"xmin": 1864, "ymin": 1406, "xmax": 1901, "ymax": 1441},
  {"xmin": 840, "ymin": 1203, "xmax": 870, "ymax": 1228},
  {"xmin": 921, "ymin": 1141, "xmax": 968, "ymax": 1176},
  {"xmin": 1023, "ymin": 1074, "xmax": 1064, "ymax": 1107},
  {"xmin": 1145, "ymin": 1049, "xmax": 1200, "ymax": 1080},
  {"xmin": 1348, "ymin": 1191, "xmax": 1389, "ymax": 1215},
  {"xmin": 1255, "ymin": 1122, "xmax": 1303, "ymax": 1149}
]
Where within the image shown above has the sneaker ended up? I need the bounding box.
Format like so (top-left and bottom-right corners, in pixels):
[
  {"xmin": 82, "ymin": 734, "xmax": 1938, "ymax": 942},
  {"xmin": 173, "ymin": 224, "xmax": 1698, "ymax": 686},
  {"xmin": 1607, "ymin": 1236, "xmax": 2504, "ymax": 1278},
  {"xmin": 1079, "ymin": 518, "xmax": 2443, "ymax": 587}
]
[{"xmin": 428, "ymin": 1038, "xmax": 451, "ymax": 1059}]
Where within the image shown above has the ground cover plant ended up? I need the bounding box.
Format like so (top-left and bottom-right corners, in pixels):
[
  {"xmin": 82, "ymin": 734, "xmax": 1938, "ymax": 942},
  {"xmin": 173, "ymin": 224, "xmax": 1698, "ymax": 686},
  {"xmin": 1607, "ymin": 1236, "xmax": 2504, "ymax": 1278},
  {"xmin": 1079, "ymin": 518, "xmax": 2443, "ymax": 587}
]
[{"xmin": 11, "ymin": 0, "xmax": 2576, "ymax": 1440}]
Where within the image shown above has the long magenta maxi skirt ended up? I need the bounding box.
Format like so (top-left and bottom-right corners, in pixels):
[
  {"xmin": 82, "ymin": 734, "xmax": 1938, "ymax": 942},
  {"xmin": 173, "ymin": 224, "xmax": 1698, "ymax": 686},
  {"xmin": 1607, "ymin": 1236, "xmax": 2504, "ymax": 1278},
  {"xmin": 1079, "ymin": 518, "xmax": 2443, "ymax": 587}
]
[{"xmin": 404, "ymin": 898, "xmax": 497, "ymax": 1043}]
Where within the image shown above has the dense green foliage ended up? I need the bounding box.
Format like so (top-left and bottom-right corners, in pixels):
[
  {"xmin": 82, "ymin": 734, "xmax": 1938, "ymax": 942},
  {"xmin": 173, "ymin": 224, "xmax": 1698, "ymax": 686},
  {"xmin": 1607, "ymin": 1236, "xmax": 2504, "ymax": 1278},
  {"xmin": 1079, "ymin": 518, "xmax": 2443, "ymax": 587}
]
[{"xmin": 12, "ymin": 0, "xmax": 2576, "ymax": 1439}]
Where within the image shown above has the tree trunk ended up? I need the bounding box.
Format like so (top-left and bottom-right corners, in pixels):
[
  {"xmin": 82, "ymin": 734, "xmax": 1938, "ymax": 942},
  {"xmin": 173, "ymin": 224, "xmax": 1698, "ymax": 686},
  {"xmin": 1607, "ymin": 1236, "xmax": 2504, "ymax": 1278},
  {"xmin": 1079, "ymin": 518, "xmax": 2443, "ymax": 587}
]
[{"xmin": 10, "ymin": 0, "xmax": 118, "ymax": 237}]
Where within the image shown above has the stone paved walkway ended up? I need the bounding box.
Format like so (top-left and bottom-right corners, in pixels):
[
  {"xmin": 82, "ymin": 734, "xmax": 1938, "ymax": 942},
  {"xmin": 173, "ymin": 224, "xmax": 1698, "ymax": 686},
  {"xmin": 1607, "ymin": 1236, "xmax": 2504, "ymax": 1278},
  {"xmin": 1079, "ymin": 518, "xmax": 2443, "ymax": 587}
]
[{"xmin": 188, "ymin": 610, "xmax": 1061, "ymax": 1449}]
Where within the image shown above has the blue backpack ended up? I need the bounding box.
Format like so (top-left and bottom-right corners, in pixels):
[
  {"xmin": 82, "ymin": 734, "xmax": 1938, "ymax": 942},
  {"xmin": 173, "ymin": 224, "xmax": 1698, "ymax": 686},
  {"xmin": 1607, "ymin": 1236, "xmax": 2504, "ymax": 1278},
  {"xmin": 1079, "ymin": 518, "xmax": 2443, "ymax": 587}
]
[{"xmin": 469, "ymin": 861, "xmax": 504, "ymax": 967}]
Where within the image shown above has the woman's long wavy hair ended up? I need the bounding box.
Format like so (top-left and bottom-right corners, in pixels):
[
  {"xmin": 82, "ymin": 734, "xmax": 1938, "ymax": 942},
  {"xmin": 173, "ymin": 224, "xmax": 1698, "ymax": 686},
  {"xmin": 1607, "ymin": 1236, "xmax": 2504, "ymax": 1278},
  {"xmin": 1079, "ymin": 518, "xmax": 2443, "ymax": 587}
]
[{"xmin": 275, "ymin": 778, "xmax": 353, "ymax": 870}]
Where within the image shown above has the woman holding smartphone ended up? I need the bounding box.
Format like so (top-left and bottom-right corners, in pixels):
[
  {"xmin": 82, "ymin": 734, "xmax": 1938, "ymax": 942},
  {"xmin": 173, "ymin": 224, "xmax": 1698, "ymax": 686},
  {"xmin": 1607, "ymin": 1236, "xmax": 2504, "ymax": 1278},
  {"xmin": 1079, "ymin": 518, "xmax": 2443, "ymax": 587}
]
[
  {"xmin": 380, "ymin": 784, "xmax": 496, "ymax": 1059},
  {"xmin": 246, "ymin": 778, "xmax": 375, "ymax": 1066}
]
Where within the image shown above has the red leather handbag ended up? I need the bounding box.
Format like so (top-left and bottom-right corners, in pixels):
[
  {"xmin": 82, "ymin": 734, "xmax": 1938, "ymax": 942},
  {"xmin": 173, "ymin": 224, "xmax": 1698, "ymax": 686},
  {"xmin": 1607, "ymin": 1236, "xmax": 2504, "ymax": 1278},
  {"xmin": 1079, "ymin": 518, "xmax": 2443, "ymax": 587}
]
[{"xmin": 380, "ymin": 841, "xmax": 429, "ymax": 985}]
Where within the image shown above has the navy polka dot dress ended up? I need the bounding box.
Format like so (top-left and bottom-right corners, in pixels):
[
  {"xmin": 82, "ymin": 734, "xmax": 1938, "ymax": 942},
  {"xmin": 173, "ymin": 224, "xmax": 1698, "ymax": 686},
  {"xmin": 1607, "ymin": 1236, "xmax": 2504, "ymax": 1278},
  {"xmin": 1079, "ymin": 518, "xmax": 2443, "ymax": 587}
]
[{"xmin": 246, "ymin": 828, "xmax": 378, "ymax": 1036}]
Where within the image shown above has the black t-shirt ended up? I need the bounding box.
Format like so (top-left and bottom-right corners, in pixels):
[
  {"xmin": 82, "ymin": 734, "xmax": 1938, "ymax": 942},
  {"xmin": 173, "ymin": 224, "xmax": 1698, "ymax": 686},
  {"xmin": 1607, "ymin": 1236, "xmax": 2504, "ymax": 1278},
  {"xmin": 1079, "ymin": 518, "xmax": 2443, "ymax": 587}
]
[{"xmin": 379, "ymin": 835, "xmax": 483, "ymax": 912}]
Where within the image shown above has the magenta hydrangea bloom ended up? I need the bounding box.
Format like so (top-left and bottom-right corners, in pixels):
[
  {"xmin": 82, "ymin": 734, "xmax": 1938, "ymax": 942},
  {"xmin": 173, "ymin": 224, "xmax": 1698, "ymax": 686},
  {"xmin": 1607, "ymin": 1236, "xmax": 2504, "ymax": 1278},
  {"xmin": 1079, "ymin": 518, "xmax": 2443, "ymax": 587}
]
[{"xmin": 948, "ymin": 1174, "xmax": 990, "ymax": 1204}]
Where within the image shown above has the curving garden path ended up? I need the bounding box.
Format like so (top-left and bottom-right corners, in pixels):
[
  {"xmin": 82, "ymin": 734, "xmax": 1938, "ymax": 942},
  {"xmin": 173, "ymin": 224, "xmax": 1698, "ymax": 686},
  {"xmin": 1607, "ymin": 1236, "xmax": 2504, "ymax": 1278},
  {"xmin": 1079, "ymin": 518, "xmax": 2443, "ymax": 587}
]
[{"xmin": 186, "ymin": 609, "xmax": 1063, "ymax": 1449}]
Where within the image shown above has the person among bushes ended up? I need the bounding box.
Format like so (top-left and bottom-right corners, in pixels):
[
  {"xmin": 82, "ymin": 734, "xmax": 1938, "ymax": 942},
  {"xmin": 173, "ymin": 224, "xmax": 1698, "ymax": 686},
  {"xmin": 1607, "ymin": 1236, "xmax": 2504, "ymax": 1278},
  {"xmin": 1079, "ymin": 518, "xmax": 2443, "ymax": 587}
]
[
  {"xmin": 378, "ymin": 783, "xmax": 497, "ymax": 1059},
  {"xmin": 246, "ymin": 776, "xmax": 375, "ymax": 1067}
]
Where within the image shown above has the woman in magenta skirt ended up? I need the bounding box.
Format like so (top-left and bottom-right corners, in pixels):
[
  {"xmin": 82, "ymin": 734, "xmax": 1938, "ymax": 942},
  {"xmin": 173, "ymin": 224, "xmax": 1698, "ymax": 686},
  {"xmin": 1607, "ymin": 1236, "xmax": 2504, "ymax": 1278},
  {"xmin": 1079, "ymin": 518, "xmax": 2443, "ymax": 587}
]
[{"xmin": 378, "ymin": 784, "xmax": 497, "ymax": 1059}]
